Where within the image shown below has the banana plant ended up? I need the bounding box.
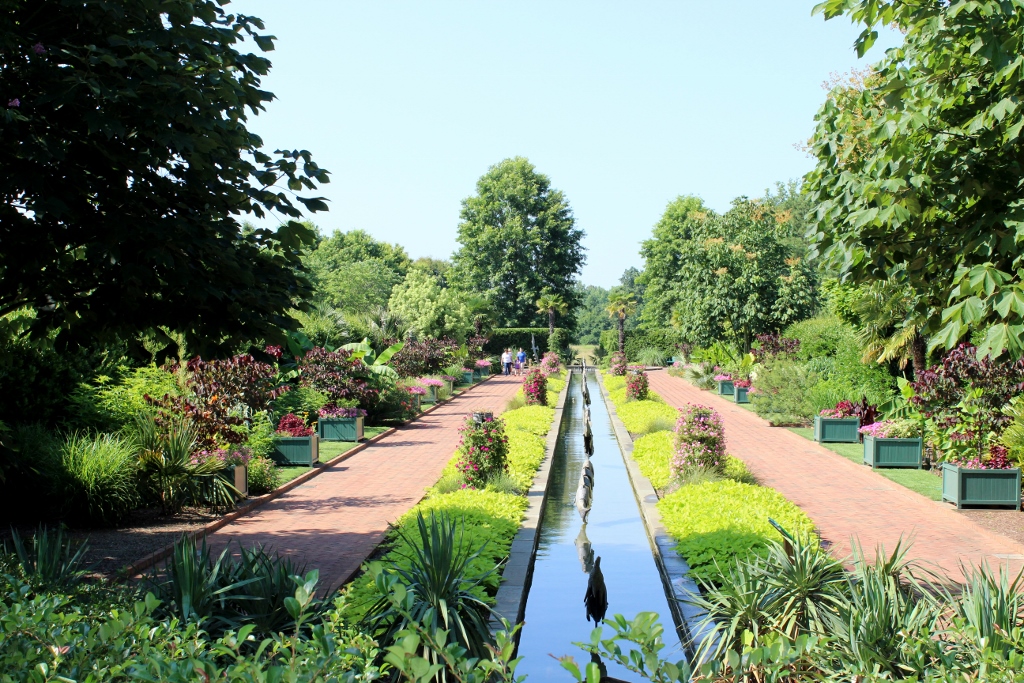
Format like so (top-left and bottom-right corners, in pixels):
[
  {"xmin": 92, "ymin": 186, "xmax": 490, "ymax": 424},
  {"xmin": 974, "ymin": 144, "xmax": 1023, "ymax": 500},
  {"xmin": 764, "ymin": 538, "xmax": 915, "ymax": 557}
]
[{"xmin": 342, "ymin": 338, "xmax": 405, "ymax": 379}]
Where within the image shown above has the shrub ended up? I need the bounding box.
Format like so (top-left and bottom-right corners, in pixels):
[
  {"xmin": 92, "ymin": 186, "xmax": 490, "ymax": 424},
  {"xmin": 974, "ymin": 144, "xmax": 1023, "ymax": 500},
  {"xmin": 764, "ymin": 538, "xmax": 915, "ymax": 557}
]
[
  {"xmin": 297, "ymin": 347, "xmax": 378, "ymax": 406},
  {"xmin": 635, "ymin": 347, "xmax": 667, "ymax": 367},
  {"xmin": 455, "ymin": 416, "xmax": 509, "ymax": 488},
  {"xmin": 750, "ymin": 360, "xmax": 816, "ymax": 425},
  {"xmin": 522, "ymin": 368, "xmax": 548, "ymax": 406},
  {"xmin": 784, "ymin": 315, "xmax": 851, "ymax": 360},
  {"xmin": 609, "ymin": 352, "xmax": 628, "ymax": 376},
  {"xmin": 547, "ymin": 328, "xmax": 572, "ymax": 360},
  {"xmin": 626, "ymin": 370, "xmax": 649, "ymax": 401},
  {"xmin": 672, "ymin": 404, "xmax": 726, "ymax": 475},
  {"xmin": 241, "ymin": 410, "xmax": 276, "ymax": 460},
  {"xmin": 270, "ymin": 385, "xmax": 328, "ymax": 421},
  {"xmin": 58, "ymin": 432, "xmax": 140, "ymax": 526},
  {"xmin": 540, "ymin": 352, "xmax": 560, "ymax": 375},
  {"xmin": 276, "ymin": 413, "xmax": 312, "ymax": 437},
  {"xmin": 68, "ymin": 365, "xmax": 181, "ymax": 430},
  {"xmin": 633, "ymin": 431, "xmax": 675, "ymax": 489},
  {"xmin": 388, "ymin": 337, "xmax": 460, "ymax": 377},
  {"xmin": 657, "ymin": 479, "xmax": 815, "ymax": 582},
  {"xmin": 615, "ymin": 400, "xmax": 677, "ymax": 435},
  {"xmin": 246, "ymin": 454, "xmax": 280, "ymax": 495}
]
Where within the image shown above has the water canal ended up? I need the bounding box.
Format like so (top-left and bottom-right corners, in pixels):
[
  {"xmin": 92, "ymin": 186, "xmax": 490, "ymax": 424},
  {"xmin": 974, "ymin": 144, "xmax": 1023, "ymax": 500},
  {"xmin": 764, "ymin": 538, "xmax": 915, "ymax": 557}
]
[{"xmin": 516, "ymin": 370, "xmax": 684, "ymax": 680}]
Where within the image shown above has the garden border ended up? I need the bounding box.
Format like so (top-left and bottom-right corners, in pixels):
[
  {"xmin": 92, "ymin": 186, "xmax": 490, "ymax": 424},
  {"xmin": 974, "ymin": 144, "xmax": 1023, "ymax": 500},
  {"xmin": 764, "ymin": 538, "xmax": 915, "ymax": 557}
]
[
  {"xmin": 489, "ymin": 370, "xmax": 571, "ymax": 643},
  {"xmin": 126, "ymin": 376, "xmax": 496, "ymax": 578},
  {"xmin": 596, "ymin": 372, "xmax": 708, "ymax": 658}
]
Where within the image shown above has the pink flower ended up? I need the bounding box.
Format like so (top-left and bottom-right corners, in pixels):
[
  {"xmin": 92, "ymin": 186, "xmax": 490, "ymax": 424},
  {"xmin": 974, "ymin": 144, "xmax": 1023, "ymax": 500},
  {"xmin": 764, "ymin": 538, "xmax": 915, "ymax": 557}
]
[{"xmin": 7, "ymin": 99, "xmax": 19, "ymax": 108}]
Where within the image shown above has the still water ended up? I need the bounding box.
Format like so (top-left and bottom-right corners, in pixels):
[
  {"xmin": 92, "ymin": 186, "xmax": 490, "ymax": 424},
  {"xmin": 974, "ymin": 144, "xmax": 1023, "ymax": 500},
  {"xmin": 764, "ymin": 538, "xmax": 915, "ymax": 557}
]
[{"xmin": 515, "ymin": 370, "xmax": 684, "ymax": 681}]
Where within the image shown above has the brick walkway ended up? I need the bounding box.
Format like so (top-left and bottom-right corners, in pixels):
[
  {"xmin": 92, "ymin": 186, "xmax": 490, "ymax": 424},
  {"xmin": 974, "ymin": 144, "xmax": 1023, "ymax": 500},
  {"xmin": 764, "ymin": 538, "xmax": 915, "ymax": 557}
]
[
  {"xmin": 207, "ymin": 375, "xmax": 523, "ymax": 592},
  {"xmin": 648, "ymin": 370, "xmax": 1024, "ymax": 580}
]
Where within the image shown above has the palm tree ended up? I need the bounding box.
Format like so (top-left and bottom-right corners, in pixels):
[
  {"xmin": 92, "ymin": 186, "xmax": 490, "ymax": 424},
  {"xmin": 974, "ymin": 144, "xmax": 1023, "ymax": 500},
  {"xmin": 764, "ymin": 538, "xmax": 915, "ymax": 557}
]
[
  {"xmin": 605, "ymin": 292, "xmax": 638, "ymax": 354},
  {"xmin": 535, "ymin": 292, "xmax": 569, "ymax": 335},
  {"xmin": 464, "ymin": 295, "xmax": 493, "ymax": 337},
  {"xmin": 854, "ymin": 278, "xmax": 929, "ymax": 376}
]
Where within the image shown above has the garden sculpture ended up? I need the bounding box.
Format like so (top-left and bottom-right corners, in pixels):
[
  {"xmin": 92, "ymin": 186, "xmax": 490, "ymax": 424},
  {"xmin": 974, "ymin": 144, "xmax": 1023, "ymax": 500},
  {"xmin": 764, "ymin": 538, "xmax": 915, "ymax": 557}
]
[
  {"xmin": 574, "ymin": 524, "xmax": 594, "ymax": 573},
  {"xmin": 575, "ymin": 471, "xmax": 592, "ymax": 523},
  {"xmin": 584, "ymin": 556, "xmax": 608, "ymax": 623},
  {"xmin": 582, "ymin": 458, "xmax": 594, "ymax": 484}
]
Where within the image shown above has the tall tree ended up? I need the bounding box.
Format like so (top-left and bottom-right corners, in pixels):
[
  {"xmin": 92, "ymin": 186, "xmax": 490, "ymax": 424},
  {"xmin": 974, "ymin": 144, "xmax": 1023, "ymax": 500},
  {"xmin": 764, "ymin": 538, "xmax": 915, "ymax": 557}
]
[
  {"xmin": 573, "ymin": 284, "xmax": 612, "ymax": 344},
  {"xmin": 809, "ymin": 0, "xmax": 1024, "ymax": 359},
  {"xmin": 388, "ymin": 269, "xmax": 471, "ymax": 342},
  {"xmin": 638, "ymin": 196, "xmax": 710, "ymax": 328},
  {"xmin": 452, "ymin": 157, "xmax": 585, "ymax": 328},
  {"xmin": 535, "ymin": 292, "xmax": 569, "ymax": 335},
  {"xmin": 303, "ymin": 228, "xmax": 411, "ymax": 316},
  {"xmin": 606, "ymin": 292, "xmax": 638, "ymax": 354},
  {"xmin": 0, "ymin": 0, "xmax": 328, "ymax": 355}
]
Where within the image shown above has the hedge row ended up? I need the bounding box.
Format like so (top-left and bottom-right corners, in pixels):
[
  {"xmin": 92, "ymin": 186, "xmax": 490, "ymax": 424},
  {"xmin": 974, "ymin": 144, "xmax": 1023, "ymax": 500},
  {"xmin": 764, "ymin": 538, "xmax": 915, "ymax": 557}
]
[
  {"xmin": 485, "ymin": 328, "xmax": 558, "ymax": 357},
  {"xmin": 599, "ymin": 328, "xmax": 681, "ymax": 362}
]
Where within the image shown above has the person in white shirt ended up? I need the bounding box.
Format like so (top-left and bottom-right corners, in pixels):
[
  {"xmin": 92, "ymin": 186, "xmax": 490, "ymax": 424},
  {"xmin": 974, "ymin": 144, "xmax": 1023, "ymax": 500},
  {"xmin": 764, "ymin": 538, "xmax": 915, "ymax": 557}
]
[{"xmin": 501, "ymin": 349, "xmax": 513, "ymax": 376}]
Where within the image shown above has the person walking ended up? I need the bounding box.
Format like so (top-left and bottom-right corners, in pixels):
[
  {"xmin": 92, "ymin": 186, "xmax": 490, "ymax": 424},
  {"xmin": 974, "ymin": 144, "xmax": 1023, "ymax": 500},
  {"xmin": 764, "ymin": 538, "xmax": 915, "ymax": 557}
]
[
  {"xmin": 501, "ymin": 348, "xmax": 513, "ymax": 376},
  {"xmin": 516, "ymin": 347, "xmax": 527, "ymax": 376}
]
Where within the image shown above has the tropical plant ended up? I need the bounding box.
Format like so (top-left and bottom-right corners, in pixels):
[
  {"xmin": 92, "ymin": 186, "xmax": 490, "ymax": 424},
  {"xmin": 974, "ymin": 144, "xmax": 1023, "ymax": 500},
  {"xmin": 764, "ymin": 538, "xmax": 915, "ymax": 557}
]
[
  {"xmin": 535, "ymin": 292, "xmax": 569, "ymax": 335},
  {"xmin": 362, "ymin": 512, "xmax": 498, "ymax": 661},
  {"xmin": 606, "ymin": 291, "xmax": 638, "ymax": 354},
  {"xmin": 635, "ymin": 347, "xmax": 667, "ymax": 367},
  {"xmin": 853, "ymin": 276, "xmax": 931, "ymax": 375},
  {"xmin": 297, "ymin": 346, "xmax": 378, "ymax": 407},
  {"xmin": 5, "ymin": 525, "xmax": 89, "ymax": 590},
  {"xmin": 683, "ymin": 360, "xmax": 717, "ymax": 390},
  {"xmin": 57, "ymin": 431, "xmax": 140, "ymax": 526}
]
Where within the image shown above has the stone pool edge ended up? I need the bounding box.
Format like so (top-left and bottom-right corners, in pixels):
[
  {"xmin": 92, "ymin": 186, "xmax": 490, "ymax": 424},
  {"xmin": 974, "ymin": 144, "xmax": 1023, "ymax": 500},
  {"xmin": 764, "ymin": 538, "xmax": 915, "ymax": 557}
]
[
  {"xmin": 595, "ymin": 372, "xmax": 711, "ymax": 658},
  {"xmin": 490, "ymin": 370, "xmax": 571, "ymax": 642}
]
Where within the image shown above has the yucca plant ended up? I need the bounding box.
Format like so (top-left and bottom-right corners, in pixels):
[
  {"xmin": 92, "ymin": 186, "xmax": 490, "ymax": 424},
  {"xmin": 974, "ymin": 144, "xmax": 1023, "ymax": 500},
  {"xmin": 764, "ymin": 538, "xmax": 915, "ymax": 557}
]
[
  {"xmin": 942, "ymin": 562, "xmax": 1024, "ymax": 657},
  {"xmin": 688, "ymin": 556, "xmax": 776, "ymax": 661},
  {"xmin": 6, "ymin": 525, "xmax": 89, "ymax": 590},
  {"xmin": 762, "ymin": 532, "xmax": 847, "ymax": 639},
  {"xmin": 134, "ymin": 416, "xmax": 239, "ymax": 513},
  {"xmin": 362, "ymin": 511, "xmax": 497, "ymax": 668}
]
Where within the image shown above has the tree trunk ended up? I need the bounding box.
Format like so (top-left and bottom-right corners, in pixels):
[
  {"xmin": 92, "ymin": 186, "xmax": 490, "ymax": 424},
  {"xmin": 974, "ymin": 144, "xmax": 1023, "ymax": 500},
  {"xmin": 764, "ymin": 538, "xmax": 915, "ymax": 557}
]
[
  {"xmin": 911, "ymin": 332, "xmax": 927, "ymax": 378},
  {"xmin": 617, "ymin": 318, "xmax": 625, "ymax": 354},
  {"xmin": 549, "ymin": 309, "xmax": 555, "ymax": 336}
]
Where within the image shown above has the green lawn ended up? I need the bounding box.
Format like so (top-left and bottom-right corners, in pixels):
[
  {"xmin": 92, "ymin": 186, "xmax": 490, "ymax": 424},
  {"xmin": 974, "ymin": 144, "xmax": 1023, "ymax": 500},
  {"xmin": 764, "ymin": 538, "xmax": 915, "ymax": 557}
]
[
  {"xmin": 788, "ymin": 427, "xmax": 942, "ymax": 501},
  {"xmin": 276, "ymin": 426, "xmax": 390, "ymax": 486}
]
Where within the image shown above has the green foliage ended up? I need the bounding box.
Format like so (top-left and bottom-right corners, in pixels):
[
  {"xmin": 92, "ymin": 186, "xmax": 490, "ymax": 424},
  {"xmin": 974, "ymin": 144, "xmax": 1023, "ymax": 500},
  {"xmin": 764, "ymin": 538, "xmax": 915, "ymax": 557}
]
[
  {"xmin": 69, "ymin": 365, "xmax": 181, "ymax": 431},
  {"xmin": 750, "ymin": 360, "xmax": 817, "ymax": 425},
  {"xmin": 57, "ymin": 431, "xmax": 140, "ymax": 526},
  {"xmin": 502, "ymin": 405, "xmax": 556, "ymax": 437},
  {"xmin": 484, "ymin": 328, "xmax": 555, "ymax": 357},
  {"xmin": 452, "ymin": 157, "xmax": 584, "ymax": 328},
  {"xmin": 1, "ymin": 3, "xmax": 328, "ymax": 352},
  {"xmin": 242, "ymin": 411, "xmax": 278, "ymax": 461},
  {"xmin": 547, "ymin": 327, "xmax": 572, "ymax": 360},
  {"xmin": 246, "ymin": 454, "xmax": 280, "ymax": 495},
  {"xmin": 657, "ymin": 479, "xmax": 815, "ymax": 582},
  {"xmin": 633, "ymin": 431, "xmax": 675, "ymax": 490},
  {"xmin": 809, "ymin": 0, "xmax": 1024, "ymax": 359},
  {"xmin": 6, "ymin": 526, "xmax": 89, "ymax": 590},
  {"xmin": 573, "ymin": 284, "xmax": 612, "ymax": 344},
  {"xmin": 303, "ymin": 228, "xmax": 410, "ymax": 316},
  {"xmin": 388, "ymin": 269, "xmax": 472, "ymax": 341},
  {"xmin": 784, "ymin": 315, "xmax": 853, "ymax": 361},
  {"xmin": 616, "ymin": 400, "xmax": 678, "ymax": 436}
]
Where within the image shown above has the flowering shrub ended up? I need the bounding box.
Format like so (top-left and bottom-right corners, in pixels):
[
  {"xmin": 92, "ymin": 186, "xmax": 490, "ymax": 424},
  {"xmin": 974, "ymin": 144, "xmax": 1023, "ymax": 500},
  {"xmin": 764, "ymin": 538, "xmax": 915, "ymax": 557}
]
[
  {"xmin": 540, "ymin": 352, "xmax": 560, "ymax": 375},
  {"xmin": 419, "ymin": 378, "xmax": 446, "ymax": 388},
  {"xmin": 609, "ymin": 352, "xmax": 628, "ymax": 376},
  {"xmin": 820, "ymin": 400, "xmax": 856, "ymax": 418},
  {"xmin": 318, "ymin": 404, "xmax": 367, "ymax": 418},
  {"xmin": 247, "ymin": 454, "xmax": 280, "ymax": 494},
  {"xmin": 455, "ymin": 416, "xmax": 509, "ymax": 488},
  {"xmin": 474, "ymin": 359, "xmax": 492, "ymax": 369},
  {"xmin": 406, "ymin": 385, "xmax": 427, "ymax": 396},
  {"xmin": 276, "ymin": 413, "xmax": 312, "ymax": 437},
  {"xmin": 671, "ymin": 404, "xmax": 726, "ymax": 476},
  {"xmin": 859, "ymin": 419, "xmax": 919, "ymax": 439},
  {"xmin": 953, "ymin": 444, "xmax": 1016, "ymax": 470},
  {"xmin": 625, "ymin": 370, "xmax": 649, "ymax": 401},
  {"xmin": 713, "ymin": 373, "xmax": 732, "ymax": 382},
  {"xmin": 522, "ymin": 368, "xmax": 548, "ymax": 406},
  {"xmin": 733, "ymin": 379, "xmax": 751, "ymax": 389}
]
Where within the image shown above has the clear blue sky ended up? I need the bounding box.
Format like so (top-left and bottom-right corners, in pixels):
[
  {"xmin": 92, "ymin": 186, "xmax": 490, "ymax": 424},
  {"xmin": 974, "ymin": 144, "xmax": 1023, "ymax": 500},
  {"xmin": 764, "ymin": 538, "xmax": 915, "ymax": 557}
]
[{"xmin": 241, "ymin": 1, "xmax": 899, "ymax": 288}]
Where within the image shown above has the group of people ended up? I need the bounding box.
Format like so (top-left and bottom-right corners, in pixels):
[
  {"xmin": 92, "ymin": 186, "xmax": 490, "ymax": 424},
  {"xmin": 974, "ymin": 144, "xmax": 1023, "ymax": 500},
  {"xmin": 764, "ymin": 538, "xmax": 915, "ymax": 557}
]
[{"xmin": 500, "ymin": 347, "xmax": 528, "ymax": 376}]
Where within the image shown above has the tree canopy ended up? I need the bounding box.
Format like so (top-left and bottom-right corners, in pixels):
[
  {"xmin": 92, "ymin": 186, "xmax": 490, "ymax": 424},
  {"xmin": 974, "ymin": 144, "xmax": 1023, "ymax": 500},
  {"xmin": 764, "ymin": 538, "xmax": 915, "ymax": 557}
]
[
  {"xmin": 452, "ymin": 157, "xmax": 585, "ymax": 328},
  {"xmin": 0, "ymin": 0, "xmax": 329, "ymax": 355},
  {"xmin": 303, "ymin": 229, "xmax": 410, "ymax": 315},
  {"xmin": 388, "ymin": 269, "xmax": 471, "ymax": 341},
  {"xmin": 808, "ymin": 0, "xmax": 1024, "ymax": 359}
]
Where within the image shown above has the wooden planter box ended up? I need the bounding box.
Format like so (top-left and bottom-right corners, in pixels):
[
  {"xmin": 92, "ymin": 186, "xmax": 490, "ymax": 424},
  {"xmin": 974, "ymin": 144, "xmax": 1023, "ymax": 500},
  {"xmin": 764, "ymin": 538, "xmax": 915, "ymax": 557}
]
[
  {"xmin": 272, "ymin": 435, "xmax": 319, "ymax": 466},
  {"xmin": 461, "ymin": 371, "xmax": 473, "ymax": 385},
  {"xmin": 717, "ymin": 380, "xmax": 734, "ymax": 396},
  {"xmin": 942, "ymin": 463, "xmax": 1021, "ymax": 509},
  {"xmin": 863, "ymin": 435, "xmax": 922, "ymax": 469},
  {"xmin": 734, "ymin": 387, "xmax": 749, "ymax": 404},
  {"xmin": 423, "ymin": 385, "xmax": 438, "ymax": 404},
  {"xmin": 813, "ymin": 416, "xmax": 861, "ymax": 443},
  {"xmin": 318, "ymin": 416, "xmax": 364, "ymax": 442},
  {"xmin": 478, "ymin": 366, "xmax": 490, "ymax": 378},
  {"xmin": 472, "ymin": 369, "xmax": 482, "ymax": 382},
  {"xmin": 219, "ymin": 464, "xmax": 248, "ymax": 498}
]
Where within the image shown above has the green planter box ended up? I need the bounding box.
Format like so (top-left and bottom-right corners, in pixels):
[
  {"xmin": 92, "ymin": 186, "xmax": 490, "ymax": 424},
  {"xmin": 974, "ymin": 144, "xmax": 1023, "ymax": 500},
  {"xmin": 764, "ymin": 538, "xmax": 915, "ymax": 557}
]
[
  {"xmin": 461, "ymin": 371, "xmax": 473, "ymax": 385},
  {"xmin": 272, "ymin": 435, "xmax": 319, "ymax": 466},
  {"xmin": 863, "ymin": 435, "xmax": 922, "ymax": 469},
  {"xmin": 734, "ymin": 387, "xmax": 749, "ymax": 404},
  {"xmin": 423, "ymin": 385, "xmax": 438, "ymax": 404},
  {"xmin": 317, "ymin": 417, "xmax": 364, "ymax": 442},
  {"xmin": 942, "ymin": 463, "xmax": 1021, "ymax": 509},
  {"xmin": 478, "ymin": 366, "xmax": 490, "ymax": 378},
  {"xmin": 717, "ymin": 380, "xmax": 734, "ymax": 396},
  {"xmin": 219, "ymin": 464, "xmax": 248, "ymax": 498},
  {"xmin": 472, "ymin": 369, "xmax": 482, "ymax": 382},
  {"xmin": 813, "ymin": 416, "xmax": 860, "ymax": 443}
]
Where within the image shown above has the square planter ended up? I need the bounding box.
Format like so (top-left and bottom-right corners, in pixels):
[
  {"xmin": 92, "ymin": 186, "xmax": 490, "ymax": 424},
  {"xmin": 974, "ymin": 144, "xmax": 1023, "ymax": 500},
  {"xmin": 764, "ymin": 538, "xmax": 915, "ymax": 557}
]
[
  {"xmin": 717, "ymin": 380, "xmax": 734, "ymax": 396},
  {"xmin": 219, "ymin": 464, "xmax": 248, "ymax": 498},
  {"xmin": 461, "ymin": 371, "xmax": 474, "ymax": 385},
  {"xmin": 272, "ymin": 435, "xmax": 320, "ymax": 466},
  {"xmin": 813, "ymin": 416, "xmax": 861, "ymax": 443},
  {"xmin": 863, "ymin": 435, "xmax": 922, "ymax": 469},
  {"xmin": 942, "ymin": 463, "xmax": 1021, "ymax": 509},
  {"xmin": 734, "ymin": 387, "xmax": 749, "ymax": 404},
  {"xmin": 472, "ymin": 369, "xmax": 482, "ymax": 382},
  {"xmin": 479, "ymin": 367, "xmax": 490, "ymax": 378},
  {"xmin": 318, "ymin": 416, "xmax": 364, "ymax": 442},
  {"xmin": 423, "ymin": 385, "xmax": 438, "ymax": 404}
]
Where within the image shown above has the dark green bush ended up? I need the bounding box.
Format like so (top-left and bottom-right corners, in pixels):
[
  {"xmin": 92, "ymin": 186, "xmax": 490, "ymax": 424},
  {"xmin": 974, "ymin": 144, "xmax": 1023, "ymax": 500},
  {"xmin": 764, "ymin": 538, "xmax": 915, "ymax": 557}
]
[
  {"xmin": 750, "ymin": 360, "xmax": 817, "ymax": 425},
  {"xmin": 784, "ymin": 315, "xmax": 852, "ymax": 361},
  {"xmin": 547, "ymin": 328, "xmax": 572, "ymax": 360},
  {"xmin": 600, "ymin": 328, "xmax": 680, "ymax": 361},
  {"xmin": 484, "ymin": 328, "xmax": 556, "ymax": 357}
]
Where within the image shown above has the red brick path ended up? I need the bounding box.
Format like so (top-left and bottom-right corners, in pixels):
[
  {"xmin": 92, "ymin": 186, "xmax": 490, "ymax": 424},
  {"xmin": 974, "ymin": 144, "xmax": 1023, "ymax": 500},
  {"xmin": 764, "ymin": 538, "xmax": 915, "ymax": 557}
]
[
  {"xmin": 648, "ymin": 370, "xmax": 1024, "ymax": 580},
  {"xmin": 207, "ymin": 375, "xmax": 522, "ymax": 592}
]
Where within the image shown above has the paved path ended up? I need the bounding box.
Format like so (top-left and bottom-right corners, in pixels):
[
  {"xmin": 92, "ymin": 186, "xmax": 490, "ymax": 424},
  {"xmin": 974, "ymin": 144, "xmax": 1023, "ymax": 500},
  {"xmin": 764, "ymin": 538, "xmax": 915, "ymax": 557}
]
[
  {"xmin": 648, "ymin": 370, "xmax": 1024, "ymax": 580},
  {"xmin": 207, "ymin": 375, "xmax": 522, "ymax": 592}
]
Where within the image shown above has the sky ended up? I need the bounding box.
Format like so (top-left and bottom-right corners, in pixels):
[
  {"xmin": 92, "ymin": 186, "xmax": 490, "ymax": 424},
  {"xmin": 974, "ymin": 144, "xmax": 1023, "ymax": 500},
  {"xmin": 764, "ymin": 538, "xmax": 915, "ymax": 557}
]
[{"xmin": 240, "ymin": 1, "xmax": 901, "ymax": 288}]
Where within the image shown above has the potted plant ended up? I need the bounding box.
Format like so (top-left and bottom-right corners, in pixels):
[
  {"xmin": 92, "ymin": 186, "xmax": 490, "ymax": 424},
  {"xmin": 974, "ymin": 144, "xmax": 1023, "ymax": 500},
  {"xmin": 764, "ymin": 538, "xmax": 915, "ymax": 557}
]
[
  {"xmin": 714, "ymin": 373, "xmax": 733, "ymax": 396},
  {"xmin": 199, "ymin": 447, "xmax": 251, "ymax": 498},
  {"xmin": 272, "ymin": 413, "xmax": 319, "ymax": 466},
  {"xmin": 814, "ymin": 400, "xmax": 862, "ymax": 443},
  {"xmin": 406, "ymin": 385, "xmax": 426, "ymax": 411},
  {"xmin": 942, "ymin": 446, "xmax": 1021, "ymax": 509},
  {"xmin": 419, "ymin": 377, "xmax": 445, "ymax": 404},
  {"xmin": 441, "ymin": 375, "xmax": 457, "ymax": 395},
  {"xmin": 733, "ymin": 379, "xmax": 751, "ymax": 404},
  {"xmin": 316, "ymin": 405, "xmax": 366, "ymax": 442},
  {"xmin": 859, "ymin": 419, "xmax": 922, "ymax": 468},
  {"xmin": 475, "ymin": 359, "xmax": 492, "ymax": 378},
  {"xmin": 460, "ymin": 367, "xmax": 474, "ymax": 385}
]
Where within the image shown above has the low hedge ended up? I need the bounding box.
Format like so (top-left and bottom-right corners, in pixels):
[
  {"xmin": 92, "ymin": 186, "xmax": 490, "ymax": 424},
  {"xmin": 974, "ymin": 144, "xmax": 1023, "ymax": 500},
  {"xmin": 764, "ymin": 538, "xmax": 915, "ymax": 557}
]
[
  {"xmin": 658, "ymin": 479, "xmax": 815, "ymax": 582},
  {"xmin": 599, "ymin": 328, "xmax": 680, "ymax": 362},
  {"xmin": 601, "ymin": 372, "xmax": 677, "ymax": 435},
  {"xmin": 632, "ymin": 431, "xmax": 675, "ymax": 489},
  {"xmin": 485, "ymin": 328, "xmax": 561, "ymax": 357}
]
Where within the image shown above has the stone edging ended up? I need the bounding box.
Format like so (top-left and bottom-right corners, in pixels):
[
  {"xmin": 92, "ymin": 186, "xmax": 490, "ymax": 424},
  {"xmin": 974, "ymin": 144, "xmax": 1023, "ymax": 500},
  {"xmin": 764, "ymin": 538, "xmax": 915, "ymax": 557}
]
[
  {"xmin": 490, "ymin": 373, "xmax": 571, "ymax": 641},
  {"xmin": 595, "ymin": 371, "xmax": 712, "ymax": 658},
  {"xmin": 125, "ymin": 377, "xmax": 496, "ymax": 578}
]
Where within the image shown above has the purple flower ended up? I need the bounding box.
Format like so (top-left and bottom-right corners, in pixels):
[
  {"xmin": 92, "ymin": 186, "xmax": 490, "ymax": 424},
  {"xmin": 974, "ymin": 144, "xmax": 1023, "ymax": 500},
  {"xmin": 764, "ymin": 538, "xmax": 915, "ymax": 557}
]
[
  {"xmin": 7, "ymin": 99, "xmax": 19, "ymax": 108},
  {"xmin": 32, "ymin": 43, "xmax": 46, "ymax": 55}
]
